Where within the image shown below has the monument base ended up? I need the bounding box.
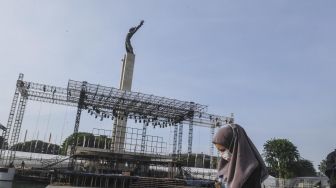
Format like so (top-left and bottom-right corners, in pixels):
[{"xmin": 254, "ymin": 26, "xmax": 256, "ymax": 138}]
[{"xmin": 112, "ymin": 53, "xmax": 136, "ymax": 152}]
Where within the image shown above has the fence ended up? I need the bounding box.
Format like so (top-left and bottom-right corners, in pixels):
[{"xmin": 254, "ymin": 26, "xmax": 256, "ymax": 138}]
[{"xmin": 263, "ymin": 176, "xmax": 330, "ymax": 188}]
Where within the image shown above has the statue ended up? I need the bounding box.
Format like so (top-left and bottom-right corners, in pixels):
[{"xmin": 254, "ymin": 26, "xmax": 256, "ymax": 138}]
[{"xmin": 125, "ymin": 20, "xmax": 144, "ymax": 54}]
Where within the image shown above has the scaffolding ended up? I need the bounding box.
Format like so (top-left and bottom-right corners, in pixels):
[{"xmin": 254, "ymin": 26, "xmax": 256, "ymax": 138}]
[
  {"xmin": 0, "ymin": 74, "xmax": 234, "ymax": 170},
  {"xmin": 90, "ymin": 127, "xmax": 167, "ymax": 155}
]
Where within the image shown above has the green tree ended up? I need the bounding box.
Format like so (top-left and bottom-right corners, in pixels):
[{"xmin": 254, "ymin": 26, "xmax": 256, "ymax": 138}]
[
  {"xmin": 11, "ymin": 140, "xmax": 61, "ymax": 154},
  {"xmin": 318, "ymin": 159, "xmax": 327, "ymax": 176},
  {"xmin": 263, "ymin": 138, "xmax": 299, "ymax": 178},
  {"xmin": 0, "ymin": 136, "xmax": 8, "ymax": 149},
  {"xmin": 61, "ymin": 132, "xmax": 94, "ymax": 155},
  {"xmin": 60, "ymin": 132, "xmax": 111, "ymax": 155},
  {"xmin": 325, "ymin": 150, "xmax": 336, "ymax": 187},
  {"xmin": 291, "ymin": 159, "xmax": 316, "ymax": 177}
]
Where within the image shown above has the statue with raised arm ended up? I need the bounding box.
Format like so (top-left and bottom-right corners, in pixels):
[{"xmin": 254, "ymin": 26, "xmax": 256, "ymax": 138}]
[{"xmin": 125, "ymin": 20, "xmax": 144, "ymax": 54}]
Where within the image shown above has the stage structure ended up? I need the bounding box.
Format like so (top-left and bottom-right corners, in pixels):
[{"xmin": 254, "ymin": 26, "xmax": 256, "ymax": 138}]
[{"xmin": 0, "ymin": 73, "xmax": 234, "ymax": 167}]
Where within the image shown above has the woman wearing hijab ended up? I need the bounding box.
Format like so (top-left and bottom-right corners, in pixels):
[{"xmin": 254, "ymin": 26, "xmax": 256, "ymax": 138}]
[{"xmin": 212, "ymin": 124, "xmax": 268, "ymax": 188}]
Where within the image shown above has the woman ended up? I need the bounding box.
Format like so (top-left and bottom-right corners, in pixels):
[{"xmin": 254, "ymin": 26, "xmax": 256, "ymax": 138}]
[{"xmin": 213, "ymin": 124, "xmax": 268, "ymax": 188}]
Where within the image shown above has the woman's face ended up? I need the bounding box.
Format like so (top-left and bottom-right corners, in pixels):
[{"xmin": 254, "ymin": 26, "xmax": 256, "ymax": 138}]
[
  {"xmin": 215, "ymin": 143, "xmax": 227, "ymax": 152},
  {"xmin": 215, "ymin": 143, "xmax": 232, "ymax": 161}
]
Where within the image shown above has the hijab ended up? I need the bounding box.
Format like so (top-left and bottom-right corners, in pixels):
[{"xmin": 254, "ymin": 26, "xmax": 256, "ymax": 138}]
[{"xmin": 212, "ymin": 124, "xmax": 268, "ymax": 188}]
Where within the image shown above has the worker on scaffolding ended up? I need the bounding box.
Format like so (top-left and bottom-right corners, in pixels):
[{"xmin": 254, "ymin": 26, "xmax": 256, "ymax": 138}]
[
  {"xmin": 9, "ymin": 161, "xmax": 14, "ymax": 168},
  {"xmin": 212, "ymin": 124, "xmax": 268, "ymax": 188},
  {"xmin": 21, "ymin": 160, "xmax": 25, "ymax": 170}
]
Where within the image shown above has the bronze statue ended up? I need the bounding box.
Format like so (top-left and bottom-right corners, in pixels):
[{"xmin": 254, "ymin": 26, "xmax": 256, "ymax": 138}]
[{"xmin": 125, "ymin": 20, "xmax": 144, "ymax": 54}]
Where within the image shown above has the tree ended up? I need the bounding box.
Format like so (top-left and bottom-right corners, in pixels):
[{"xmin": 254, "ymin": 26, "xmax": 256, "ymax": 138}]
[
  {"xmin": 263, "ymin": 138, "xmax": 299, "ymax": 178},
  {"xmin": 61, "ymin": 132, "xmax": 94, "ymax": 155},
  {"xmin": 291, "ymin": 159, "xmax": 316, "ymax": 177},
  {"xmin": 318, "ymin": 159, "xmax": 327, "ymax": 176},
  {"xmin": 0, "ymin": 136, "xmax": 8, "ymax": 149},
  {"xmin": 60, "ymin": 132, "xmax": 111, "ymax": 155},
  {"xmin": 11, "ymin": 140, "xmax": 61, "ymax": 154},
  {"xmin": 325, "ymin": 150, "xmax": 336, "ymax": 187}
]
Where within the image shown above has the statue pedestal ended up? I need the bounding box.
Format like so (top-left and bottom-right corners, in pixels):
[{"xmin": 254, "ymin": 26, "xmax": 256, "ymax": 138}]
[
  {"xmin": 112, "ymin": 53, "xmax": 135, "ymax": 152},
  {"xmin": 119, "ymin": 53, "xmax": 135, "ymax": 90}
]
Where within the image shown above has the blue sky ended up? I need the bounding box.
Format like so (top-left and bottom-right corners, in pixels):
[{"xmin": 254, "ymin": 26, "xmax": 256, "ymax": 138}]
[{"xmin": 0, "ymin": 0, "xmax": 335, "ymax": 170}]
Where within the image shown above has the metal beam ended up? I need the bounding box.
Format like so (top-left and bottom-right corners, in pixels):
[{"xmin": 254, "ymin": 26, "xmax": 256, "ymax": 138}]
[
  {"xmin": 0, "ymin": 73, "xmax": 23, "ymax": 163},
  {"xmin": 188, "ymin": 119, "xmax": 193, "ymax": 154},
  {"xmin": 70, "ymin": 82, "xmax": 87, "ymax": 168},
  {"xmin": 8, "ymin": 94, "xmax": 27, "ymax": 163}
]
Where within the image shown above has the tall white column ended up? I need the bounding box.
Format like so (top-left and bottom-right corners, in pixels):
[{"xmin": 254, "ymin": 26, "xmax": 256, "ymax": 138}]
[
  {"xmin": 112, "ymin": 53, "xmax": 135, "ymax": 152},
  {"xmin": 119, "ymin": 53, "xmax": 135, "ymax": 91}
]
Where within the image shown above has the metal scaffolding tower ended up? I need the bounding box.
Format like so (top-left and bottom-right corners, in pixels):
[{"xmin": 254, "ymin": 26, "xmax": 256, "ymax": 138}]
[
  {"xmin": 69, "ymin": 81, "xmax": 87, "ymax": 166},
  {"xmin": 188, "ymin": 119, "xmax": 193, "ymax": 154},
  {"xmin": 8, "ymin": 93, "xmax": 27, "ymax": 163},
  {"xmin": 172, "ymin": 125, "xmax": 178, "ymax": 154},
  {"xmin": 209, "ymin": 124, "xmax": 216, "ymax": 168},
  {"xmin": 0, "ymin": 73, "xmax": 23, "ymax": 164},
  {"xmin": 140, "ymin": 123, "xmax": 147, "ymax": 153},
  {"xmin": 177, "ymin": 123, "xmax": 183, "ymax": 156}
]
